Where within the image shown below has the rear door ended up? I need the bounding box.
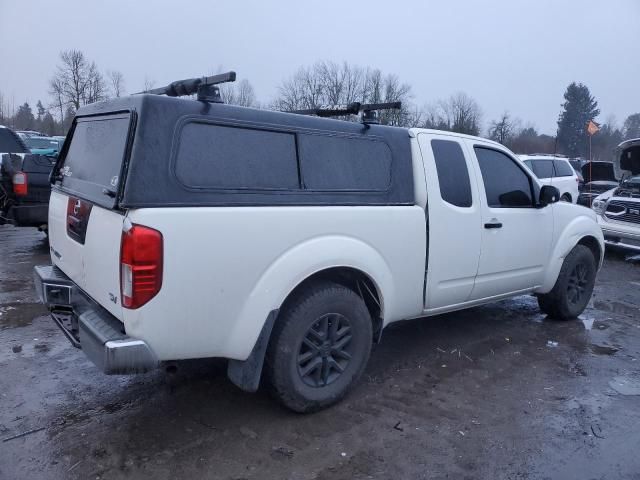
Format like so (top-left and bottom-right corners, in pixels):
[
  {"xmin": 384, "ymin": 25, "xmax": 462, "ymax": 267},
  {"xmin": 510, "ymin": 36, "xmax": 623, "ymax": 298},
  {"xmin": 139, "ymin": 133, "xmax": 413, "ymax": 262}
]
[
  {"xmin": 469, "ymin": 145, "xmax": 553, "ymax": 300},
  {"xmin": 48, "ymin": 113, "xmax": 133, "ymax": 319},
  {"xmin": 418, "ymin": 133, "xmax": 482, "ymax": 310}
]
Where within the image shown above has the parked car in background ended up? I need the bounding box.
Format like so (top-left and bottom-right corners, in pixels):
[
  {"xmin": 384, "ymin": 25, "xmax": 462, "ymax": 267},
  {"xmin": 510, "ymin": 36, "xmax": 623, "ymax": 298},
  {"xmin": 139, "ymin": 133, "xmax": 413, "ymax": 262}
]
[
  {"xmin": 34, "ymin": 80, "xmax": 604, "ymax": 412},
  {"xmin": 52, "ymin": 136, "xmax": 66, "ymax": 150},
  {"xmin": 21, "ymin": 136, "xmax": 61, "ymax": 156},
  {"xmin": 1, "ymin": 126, "xmax": 54, "ymax": 229},
  {"xmin": 16, "ymin": 130, "xmax": 47, "ymax": 138},
  {"xmin": 592, "ymin": 138, "xmax": 640, "ymax": 251},
  {"xmin": 578, "ymin": 161, "xmax": 618, "ymax": 207},
  {"xmin": 568, "ymin": 158, "xmax": 586, "ymax": 183},
  {"xmin": 520, "ymin": 155, "xmax": 579, "ymax": 203}
]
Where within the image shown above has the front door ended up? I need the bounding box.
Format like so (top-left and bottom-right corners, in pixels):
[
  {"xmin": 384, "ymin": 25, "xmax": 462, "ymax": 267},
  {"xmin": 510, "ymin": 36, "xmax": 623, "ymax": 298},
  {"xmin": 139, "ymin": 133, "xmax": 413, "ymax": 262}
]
[{"xmin": 469, "ymin": 145, "xmax": 554, "ymax": 300}]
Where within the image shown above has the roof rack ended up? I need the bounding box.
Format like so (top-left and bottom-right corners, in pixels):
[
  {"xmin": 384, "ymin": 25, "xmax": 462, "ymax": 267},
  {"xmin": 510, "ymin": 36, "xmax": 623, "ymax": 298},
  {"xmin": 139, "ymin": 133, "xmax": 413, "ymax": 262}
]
[
  {"xmin": 138, "ymin": 71, "xmax": 236, "ymax": 103},
  {"xmin": 287, "ymin": 101, "xmax": 402, "ymax": 125}
]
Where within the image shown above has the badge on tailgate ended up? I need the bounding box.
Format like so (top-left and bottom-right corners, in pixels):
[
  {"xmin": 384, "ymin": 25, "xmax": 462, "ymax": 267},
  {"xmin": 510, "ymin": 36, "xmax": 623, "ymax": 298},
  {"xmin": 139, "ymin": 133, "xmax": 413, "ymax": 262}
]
[{"xmin": 66, "ymin": 197, "xmax": 93, "ymax": 244}]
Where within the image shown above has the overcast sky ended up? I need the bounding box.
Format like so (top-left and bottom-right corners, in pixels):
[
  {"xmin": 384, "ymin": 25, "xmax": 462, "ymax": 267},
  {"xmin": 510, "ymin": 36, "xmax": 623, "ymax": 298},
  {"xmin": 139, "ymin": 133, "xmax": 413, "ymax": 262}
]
[{"xmin": 1, "ymin": 0, "xmax": 638, "ymax": 134}]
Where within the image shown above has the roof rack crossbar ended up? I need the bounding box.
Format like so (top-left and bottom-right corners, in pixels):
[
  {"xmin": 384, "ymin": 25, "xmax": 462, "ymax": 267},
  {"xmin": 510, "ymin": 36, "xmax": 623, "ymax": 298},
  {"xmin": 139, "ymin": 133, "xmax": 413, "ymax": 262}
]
[
  {"xmin": 288, "ymin": 102, "xmax": 361, "ymax": 117},
  {"xmin": 286, "ymin": 101, "xmax": 402, "ymax": 125},
  {"xmin": 138, "ymin": 71, "xmax": 237, "ymax": 103}
]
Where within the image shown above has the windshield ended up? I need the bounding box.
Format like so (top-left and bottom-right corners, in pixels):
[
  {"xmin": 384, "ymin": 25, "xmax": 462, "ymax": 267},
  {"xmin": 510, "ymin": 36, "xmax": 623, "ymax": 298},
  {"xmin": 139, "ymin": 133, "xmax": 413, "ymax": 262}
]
[{"xmin": 0, "ymin": 128, "xmax": 28, "ymax": 153}]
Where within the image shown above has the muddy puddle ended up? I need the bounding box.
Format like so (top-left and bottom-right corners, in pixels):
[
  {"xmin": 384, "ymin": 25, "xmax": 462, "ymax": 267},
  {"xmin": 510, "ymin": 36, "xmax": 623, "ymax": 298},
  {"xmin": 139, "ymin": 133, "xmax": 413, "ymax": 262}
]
[{"xmin": 0, "ymin": 302, "xmax": 47, "ymax": 330}]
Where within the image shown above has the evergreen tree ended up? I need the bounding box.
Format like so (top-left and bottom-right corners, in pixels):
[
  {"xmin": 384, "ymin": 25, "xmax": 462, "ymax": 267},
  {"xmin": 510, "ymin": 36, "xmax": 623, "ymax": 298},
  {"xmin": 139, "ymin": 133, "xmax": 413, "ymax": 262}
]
[
  {"xmin": 41, "ymin": 112, "xmax": 57, "ymax": 136},
  {"xmin": 14, "ymin": 102, "xmax": 35, "ymax": 130},
  {"xmin": 36, "ymin": 100, "xmax": 46, "ymax": 121},
  {"xmin": 556, "ymin": 82, "xmax": 600, "ymax": 157},
  {"xmin": 623, "ymin": 113, "xmax": 640, "ymax": 140}
]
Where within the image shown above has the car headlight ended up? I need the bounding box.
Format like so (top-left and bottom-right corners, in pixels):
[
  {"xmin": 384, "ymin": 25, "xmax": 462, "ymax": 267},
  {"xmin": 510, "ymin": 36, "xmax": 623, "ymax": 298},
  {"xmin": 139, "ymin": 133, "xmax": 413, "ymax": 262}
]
[{"xmin": 592, "ymin": 199, "xmax": 606, "ymax": 215}]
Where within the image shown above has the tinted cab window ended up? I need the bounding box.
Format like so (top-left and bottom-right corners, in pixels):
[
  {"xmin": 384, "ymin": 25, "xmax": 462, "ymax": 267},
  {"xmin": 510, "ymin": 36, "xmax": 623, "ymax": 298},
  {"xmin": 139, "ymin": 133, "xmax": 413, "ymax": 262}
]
[
  {"xmin": 475, "ymin": 147, "xmax": 534, "ymax": 208},
  {"xmin": 431, "ymin": 139, "xmax": 472, "ymax": 207}
]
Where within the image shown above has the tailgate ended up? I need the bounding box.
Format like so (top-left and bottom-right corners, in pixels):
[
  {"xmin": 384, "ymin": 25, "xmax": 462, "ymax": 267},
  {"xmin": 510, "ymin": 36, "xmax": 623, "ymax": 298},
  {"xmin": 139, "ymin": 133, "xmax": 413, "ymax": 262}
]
[
  {"xmin": 48, "ymin": 112, "xmax": 133, "ymax": 321},
  {"xmin": 49, "ymin": 190, "xmax": 125, "ymax": 319}
]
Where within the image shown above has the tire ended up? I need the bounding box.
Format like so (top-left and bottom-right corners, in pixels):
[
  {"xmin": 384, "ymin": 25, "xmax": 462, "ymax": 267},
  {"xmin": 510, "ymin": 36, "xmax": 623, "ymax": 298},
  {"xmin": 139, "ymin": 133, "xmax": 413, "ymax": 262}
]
[
  {"xmin": 265, "ymin": 281, "xmax": 372, "ymax": 413},
  {"xmin": 560, "ymin": 194, "xmax": 571, "ymax": 202},
  {"xmin": 537, "ymin": 245, "xmax": 596, "ymax": 320}
]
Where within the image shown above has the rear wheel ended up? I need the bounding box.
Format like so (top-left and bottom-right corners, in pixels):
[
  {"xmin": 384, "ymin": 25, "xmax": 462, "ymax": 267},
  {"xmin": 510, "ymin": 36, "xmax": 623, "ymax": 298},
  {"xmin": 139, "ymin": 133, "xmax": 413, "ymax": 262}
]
[
  {"xmin": 265, "ymin": 281, "xmax": 372, "ymax": 413},
  {"xmin": 537, "ymin": 245, "xmax": 596, "ymax": 320},
  {"xmin": 561, "ymin": 193, "xmax": 571, "ymax": 202}
]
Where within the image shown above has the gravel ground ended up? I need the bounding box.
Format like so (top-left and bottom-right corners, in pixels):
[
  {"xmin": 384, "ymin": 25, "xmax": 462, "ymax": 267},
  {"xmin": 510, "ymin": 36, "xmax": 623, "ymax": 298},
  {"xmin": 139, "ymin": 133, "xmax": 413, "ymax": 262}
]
[{"xmin": 1, "ymin": 224, "xmax": 639, "ymax": 480}]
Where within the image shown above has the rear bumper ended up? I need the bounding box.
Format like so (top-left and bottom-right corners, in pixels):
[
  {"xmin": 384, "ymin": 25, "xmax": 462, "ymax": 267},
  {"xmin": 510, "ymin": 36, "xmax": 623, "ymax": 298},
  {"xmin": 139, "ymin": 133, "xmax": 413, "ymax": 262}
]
[
  {"xmin": 7, "ymin": 203, "xmax": 48, "ymax": 227},
  {"xmin": 33, "ymin": 265, "xmax": 158, "ymax": 374}
]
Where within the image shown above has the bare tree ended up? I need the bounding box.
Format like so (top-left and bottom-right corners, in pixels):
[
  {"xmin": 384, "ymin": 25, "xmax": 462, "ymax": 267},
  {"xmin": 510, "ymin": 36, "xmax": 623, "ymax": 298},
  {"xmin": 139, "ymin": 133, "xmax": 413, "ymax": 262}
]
[
  {"xmin": 220, "ymin": 79, "xmax": 257, "ymax": 107},
  {"xmin": 0, "ymin": 90, "xmax": 5, "ymax": 124},
  {"xmin": 272, "ymin": 61, "xmax": 414, "ymax": 126},
  {"xmin": 107, "ymin": 70, "xmax": 125, "ymax": 97},
  {"xmin": 49, "ymin": 50, "xmax": 107, "ymax": 112},
  {"xmin": 488, "ymin": 112, "xmax": 519, "ymax": 144},
  {"xmin": 85, "ymin": 61, "xmax": 107, "ymax": 104},
  {"xmin": 49, "ymin": 76, "xmax": 66, "ymax": 123},
  {"xmin": 439, "ymin": 92, "xmax": 482, "ymax": 135},
  {"xmin": 143, "ymin": 76, "xmax": 156, "ymax": 92}
]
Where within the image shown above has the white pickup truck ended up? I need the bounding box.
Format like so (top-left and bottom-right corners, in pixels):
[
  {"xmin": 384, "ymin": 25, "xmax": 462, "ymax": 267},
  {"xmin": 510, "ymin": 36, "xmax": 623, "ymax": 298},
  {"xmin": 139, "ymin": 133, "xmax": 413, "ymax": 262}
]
[{"xmin": 34, "ymin": 76, "xmax": 604, "ymax": 412}]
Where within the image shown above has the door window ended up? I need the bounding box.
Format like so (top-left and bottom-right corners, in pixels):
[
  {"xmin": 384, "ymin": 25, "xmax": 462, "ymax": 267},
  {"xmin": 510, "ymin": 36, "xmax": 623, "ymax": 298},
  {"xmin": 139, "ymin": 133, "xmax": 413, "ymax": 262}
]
[
  {"xmin": 530, "ymin": 160, "xmax": 554, "ymax": 179},
  {"xmin": 553, "ymin": 160, "xmax": 575, "ymax": 177},
  {"xmin": 475, "ymin": 147, "xmax": 534, "ymax": 208},
  {"xmin": 431, "ymin": 139, "xmax": 472, "ymax": 207}
]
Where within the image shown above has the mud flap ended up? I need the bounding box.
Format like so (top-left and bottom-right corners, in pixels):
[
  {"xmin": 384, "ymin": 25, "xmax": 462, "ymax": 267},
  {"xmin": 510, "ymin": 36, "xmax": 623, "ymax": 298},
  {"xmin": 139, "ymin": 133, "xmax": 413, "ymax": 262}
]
[{"xmin": 227, "ymin": 309, "xmax": 278, "ymax": 393}]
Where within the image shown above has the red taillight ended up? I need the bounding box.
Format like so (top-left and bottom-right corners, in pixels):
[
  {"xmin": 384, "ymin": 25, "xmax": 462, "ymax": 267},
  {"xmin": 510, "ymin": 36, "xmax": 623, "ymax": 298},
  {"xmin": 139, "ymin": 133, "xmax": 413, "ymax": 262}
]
[
  {"xmin": 120, "ymin": 224, "xmax": 163, "ymax": 309},
  {"xmin": 12, "ymin": 172, "xmax": 27, "ymax": 196}
]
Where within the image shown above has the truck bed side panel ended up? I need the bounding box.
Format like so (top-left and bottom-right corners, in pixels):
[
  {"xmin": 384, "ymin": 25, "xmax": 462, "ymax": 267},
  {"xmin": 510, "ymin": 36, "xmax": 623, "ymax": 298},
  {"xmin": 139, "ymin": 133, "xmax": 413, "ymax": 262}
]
[{"xmin": 124, "ymin": 205, "xmax": 426, "ymax": 361}]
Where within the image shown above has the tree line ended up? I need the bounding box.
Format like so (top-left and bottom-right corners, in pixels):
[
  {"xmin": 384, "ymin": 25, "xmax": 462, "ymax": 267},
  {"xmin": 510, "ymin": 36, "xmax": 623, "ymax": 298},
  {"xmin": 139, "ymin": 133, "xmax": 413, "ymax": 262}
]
[{"xmin": 1, "ymin": 51, "xmax": 638, "ymax": 160}]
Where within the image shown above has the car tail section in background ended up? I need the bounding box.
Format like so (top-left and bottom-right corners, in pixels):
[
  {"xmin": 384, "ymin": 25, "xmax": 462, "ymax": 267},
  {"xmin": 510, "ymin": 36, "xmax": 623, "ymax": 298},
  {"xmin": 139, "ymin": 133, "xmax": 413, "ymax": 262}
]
[
  {"xmin": 592, "ymin": 138, "xmax": 640, "ymax": 251},
  {"xmin": 1, "ymin": 125, "xmax": 57, "ymax": 229},
  {"xmin": 519, "ymin": 154, "xmax": 579, "ymax": 203}
]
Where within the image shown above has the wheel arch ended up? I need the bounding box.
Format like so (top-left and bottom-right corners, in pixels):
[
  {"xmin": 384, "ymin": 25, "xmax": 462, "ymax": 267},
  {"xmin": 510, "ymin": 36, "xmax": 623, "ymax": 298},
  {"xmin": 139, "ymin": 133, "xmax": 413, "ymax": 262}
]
[
  {"xmin": 537, "ymin": 214, "xmax": 605, "ymax": 293},
  {"xmin": 227, "ymin": 235, "xmax": 395, "ymax": 360},
  {"xmin": 278, "ymin": 266, "xmax": 384, "ymax": 342},
  {"xmin": 225, "ymin": 237, "xmax": 392, "ymax": 393}
]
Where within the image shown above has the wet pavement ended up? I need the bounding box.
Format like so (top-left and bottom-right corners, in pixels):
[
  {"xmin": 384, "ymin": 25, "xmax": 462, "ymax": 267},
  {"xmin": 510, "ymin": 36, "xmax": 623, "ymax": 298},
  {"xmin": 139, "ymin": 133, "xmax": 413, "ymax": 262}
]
[{"xmin": 1, "ymin": 224, "xmax": 639, "ymax": 480}]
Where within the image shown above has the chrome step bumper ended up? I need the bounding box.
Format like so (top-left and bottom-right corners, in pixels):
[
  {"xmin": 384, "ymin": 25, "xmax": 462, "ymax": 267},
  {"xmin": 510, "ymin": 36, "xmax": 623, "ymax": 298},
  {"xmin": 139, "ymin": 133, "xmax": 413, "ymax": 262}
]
[{"xmin": 33, "ymin": 265, "xmax": 158, "ymax": 374}]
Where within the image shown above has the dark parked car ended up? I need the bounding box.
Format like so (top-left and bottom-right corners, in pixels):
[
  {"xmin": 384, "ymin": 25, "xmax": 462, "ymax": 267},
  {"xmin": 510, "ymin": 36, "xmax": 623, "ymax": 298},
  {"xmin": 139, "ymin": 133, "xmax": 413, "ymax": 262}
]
[
  {"xmin": 0, "ymin": 126, "xmax": 54, "ymax": 229},
  {"xmin": 577, "ymin": 161, "xmax": 619, "ymax": 206}
]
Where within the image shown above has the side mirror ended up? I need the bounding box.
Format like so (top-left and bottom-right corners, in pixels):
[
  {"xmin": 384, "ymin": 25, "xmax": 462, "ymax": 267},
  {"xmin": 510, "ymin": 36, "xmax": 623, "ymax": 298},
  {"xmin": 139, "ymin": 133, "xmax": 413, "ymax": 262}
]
[{"xmin": 539, "ymin": 185, "xmax": 560, "ymax": 207}]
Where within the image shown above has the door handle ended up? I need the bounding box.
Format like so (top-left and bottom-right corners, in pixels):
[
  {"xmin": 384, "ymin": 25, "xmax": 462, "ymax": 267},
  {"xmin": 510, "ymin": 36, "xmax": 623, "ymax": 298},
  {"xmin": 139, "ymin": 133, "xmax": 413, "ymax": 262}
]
[{"xmin": 484, "ymin": 221, "xmax": 503, "ymax": 229}]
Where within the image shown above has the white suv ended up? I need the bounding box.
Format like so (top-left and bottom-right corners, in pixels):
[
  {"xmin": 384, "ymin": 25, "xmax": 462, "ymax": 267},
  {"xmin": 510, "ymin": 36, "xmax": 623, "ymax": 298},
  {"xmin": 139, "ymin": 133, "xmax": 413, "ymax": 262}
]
[{"xmin": 520, "ymin": 155, "xmax": 580, "ymax": 203}]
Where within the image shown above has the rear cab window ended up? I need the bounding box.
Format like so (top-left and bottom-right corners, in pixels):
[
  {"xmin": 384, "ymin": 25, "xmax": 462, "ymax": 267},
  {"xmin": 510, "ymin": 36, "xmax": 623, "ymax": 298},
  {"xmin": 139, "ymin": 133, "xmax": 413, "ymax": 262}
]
[
  {"xmin": 56, "ymin": 113, "xmax": 132, "ymax": 208},
  {"xmin": 430, "ymin": 139, "xmax": 472, "ymax": 207}
]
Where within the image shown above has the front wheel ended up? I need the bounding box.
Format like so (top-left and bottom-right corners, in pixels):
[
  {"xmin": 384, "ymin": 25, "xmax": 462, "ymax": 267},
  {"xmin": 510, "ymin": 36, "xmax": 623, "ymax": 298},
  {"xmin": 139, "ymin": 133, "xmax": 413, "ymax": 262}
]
[
  {"xmin": 537, "ymin": 245, "xmax": 596, "ymax": 320},
  {"xmin": 265, "ymin": 281, "xmax": 372, "ymax": 413}
]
